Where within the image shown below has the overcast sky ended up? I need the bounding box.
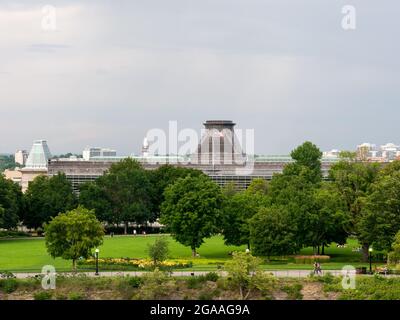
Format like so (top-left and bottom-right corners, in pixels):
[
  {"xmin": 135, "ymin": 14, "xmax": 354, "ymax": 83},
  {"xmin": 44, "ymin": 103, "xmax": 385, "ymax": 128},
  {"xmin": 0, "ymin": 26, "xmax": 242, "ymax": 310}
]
[{"xmin": 0, "ymin": 0, "xmax": 399, "ymax": 155}]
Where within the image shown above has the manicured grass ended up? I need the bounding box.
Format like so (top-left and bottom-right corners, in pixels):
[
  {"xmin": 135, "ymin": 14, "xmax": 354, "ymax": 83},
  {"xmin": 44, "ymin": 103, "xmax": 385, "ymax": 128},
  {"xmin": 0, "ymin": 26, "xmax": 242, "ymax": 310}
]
[
  {"xmin": 0, "ymin": 235, "xmax": 244, "ymax": 272},
  {"xmin": 0, "ymin": 235, "xmax": 370, "ymax": 273}
]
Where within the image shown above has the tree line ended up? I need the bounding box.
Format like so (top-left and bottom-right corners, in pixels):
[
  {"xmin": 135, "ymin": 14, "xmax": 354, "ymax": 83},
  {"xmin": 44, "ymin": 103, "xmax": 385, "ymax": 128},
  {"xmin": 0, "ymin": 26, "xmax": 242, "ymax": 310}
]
[{"xmin": 1, "ymin": 141, "xmax": 400, "ymax": 261}]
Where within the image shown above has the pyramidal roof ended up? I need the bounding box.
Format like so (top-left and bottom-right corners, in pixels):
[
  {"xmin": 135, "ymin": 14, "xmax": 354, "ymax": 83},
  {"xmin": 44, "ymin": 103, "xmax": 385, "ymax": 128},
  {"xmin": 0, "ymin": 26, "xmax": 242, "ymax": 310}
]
[{"xmin": 25, "ymin": 140, "xmax": 52, "ymax": 169}]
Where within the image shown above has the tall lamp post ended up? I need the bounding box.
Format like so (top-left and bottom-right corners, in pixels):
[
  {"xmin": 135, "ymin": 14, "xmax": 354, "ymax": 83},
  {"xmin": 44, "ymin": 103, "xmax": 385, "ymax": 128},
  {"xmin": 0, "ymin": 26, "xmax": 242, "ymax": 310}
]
[
  {"xmin": 368, "ymin": 247, "xmax": 373, "ymax": 274},
  {"xmin": 95, "ymin": 248, "xmax": 99, "ymax": 276}
]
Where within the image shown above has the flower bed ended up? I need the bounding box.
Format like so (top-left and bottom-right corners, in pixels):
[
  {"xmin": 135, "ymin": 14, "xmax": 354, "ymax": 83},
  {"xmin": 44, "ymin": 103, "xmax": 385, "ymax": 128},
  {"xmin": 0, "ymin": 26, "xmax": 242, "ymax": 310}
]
[
  {"xmin": 77, "ymin": 257, "xmax": 192, "ymax": 270},
  {"xmin": 294, "ymin": 255, "xmax": 330, "ymax": 264}
]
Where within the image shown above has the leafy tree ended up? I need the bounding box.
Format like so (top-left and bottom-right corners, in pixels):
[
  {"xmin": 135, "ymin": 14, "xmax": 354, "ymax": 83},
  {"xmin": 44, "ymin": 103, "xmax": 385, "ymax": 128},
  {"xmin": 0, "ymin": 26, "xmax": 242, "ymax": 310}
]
[
  {"xmin": 245, "ymin": 178, "xmax": 268, "ymax": 195},
  {"xmin": 106, "ymin": 159, "xmax": 152, "ymax": 231},
  {"xmin": 249, "ymin": 206, "xmax": 299, "ymax": 258},
  {"xmin": 221, "ymin": 180, "xmax": 268, "ymax": 248},
  {"xmin": 148, "ymin": 237, "xmax": 169, "ymax": 266},
  {"xmin": 388, "ymin": 231, "xmax": 400, "ymax": 265},
  {"xmin": 24, "ymin": 173, "xmax": 76, "ymax": 229},
  {"xmin": 0, "ymin": 155, "xmax": 16, "ymax": 171},
  {"xmin": 268, "ymin": 165, "xmax": 319, "ymax": 249},
  {"xmin": 148, "ymin": 165, "xmax": 204, "ymax": 219},
  {"xmin": 0, "ymin": 205, "xmax": 4, "ymax": 227},
  {"xmin": 0, "ymin": 174, "xmax": 23, "ymax": 229},
  {"xmin": 290, "ymin": 141, "xmax": 323, "ymax": 182},
  {"xmin": 79, "ymin": 179, "xmax": 113, "ymax": 223},
  {"xmin": 329, "ymin": 160, "xmax": 380, "ymax": 260},
  {"xmin": 329, "ymin": 161, "xmax": 379, "ymax": 222},
  {"xmin": 44, "ymin": 206, "xmax": 104, "ymax": 270},
  {"xmin": 339, "ymin": 151, "xmax": 357, "ymax": 161},
  {"xmin": 221, "ymin": 182, "xmax": 238, "ymax": 197},
  {"xmin": 357, "ymin": 170, "xmax": 400, "ymax": 252},
  {"xmin": 80, "ymin": 159, "xmax": 152, "ymax": 233},
  {"xmin": 224, "ymin": 251, "xmax": 264, "ymax": 300},
  {"xmin": 312, "ymin": 183, "xmax": 351, "ymax": 253},
  {"xmin": 160, "ymin": 175, "xmax": 223, "ymax": 256},
  {"xmin": 264, "ymin": 142, "xmax": 351, "ymax": 252}
]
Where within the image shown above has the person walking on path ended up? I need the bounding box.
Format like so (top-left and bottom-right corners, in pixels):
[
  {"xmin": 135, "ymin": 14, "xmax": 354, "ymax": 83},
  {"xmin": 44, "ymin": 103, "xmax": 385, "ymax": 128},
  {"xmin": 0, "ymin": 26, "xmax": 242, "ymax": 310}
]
[
  {"xmin": 317, "ymin": 262, "xmax": 322, "ymax": 275},
  {"xmin": 313, "ymin": 261, "xmax": 318, "ymax": 275}
]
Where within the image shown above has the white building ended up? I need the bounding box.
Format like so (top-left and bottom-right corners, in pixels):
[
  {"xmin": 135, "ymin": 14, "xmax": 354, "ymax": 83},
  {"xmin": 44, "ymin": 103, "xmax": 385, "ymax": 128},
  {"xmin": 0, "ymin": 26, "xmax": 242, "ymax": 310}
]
[
  {"xmin": 83, "ymin": 147, "xmax": 117, "ymax": 161},
  {"xmin": 14, "ymin": 150, "xmax": 28, "ymax": 166},
  {"xmin": 323, "ymin": 149, "xmax": 340, "ymax": 158}
]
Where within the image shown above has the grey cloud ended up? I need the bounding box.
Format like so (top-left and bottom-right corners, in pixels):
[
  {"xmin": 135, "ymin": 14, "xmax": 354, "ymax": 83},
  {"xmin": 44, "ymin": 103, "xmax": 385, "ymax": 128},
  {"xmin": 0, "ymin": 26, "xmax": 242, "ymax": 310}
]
[{"xmin": 0, "ymin": 0, "xmax": 399, "ymax": 155}]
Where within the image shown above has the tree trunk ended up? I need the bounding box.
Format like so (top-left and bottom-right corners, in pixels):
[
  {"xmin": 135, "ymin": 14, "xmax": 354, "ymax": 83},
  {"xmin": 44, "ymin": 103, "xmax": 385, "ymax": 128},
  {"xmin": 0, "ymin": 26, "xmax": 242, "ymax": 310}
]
[
  {"xmin": 192, "ymin": 247, "xmax": 197, "ymax": 257},
  {"xmin": 321, "ymin": 243, "xmax": 325, "ymax": 255},
  {"xmin": 72, "ymin": 259, "xmax": 77, "ymax": 272},
  {"xmin": 362, "ymin": 243, "xmax": 369, "ymax": 262},
  {"xmin": 124, "ymin": 222, "xmax": 128, "ymax": 235},
  {"xmin": 317, "ymin": 246, "xmax": 320, "ymax": 255}
]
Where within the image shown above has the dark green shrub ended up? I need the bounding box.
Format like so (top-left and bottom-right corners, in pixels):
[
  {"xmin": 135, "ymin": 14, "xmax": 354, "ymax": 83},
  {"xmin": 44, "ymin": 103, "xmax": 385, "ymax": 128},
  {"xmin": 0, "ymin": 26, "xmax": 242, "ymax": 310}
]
[
  {"xmin": 282, "ymin": 283, "xmax": 303, "ymax": 300},
  {"xmin": 68, "ymin": 292, "xmax": 84, "ymax": 300},
  {"xmin": 34, "ymin": 291, "xmax": 53, "ymax": 300},
  {"xmin": 205, "ymin": 272, "xmax": 219, "ymax": 282},
  {"xmin": 187, "ymin": 277, "xmax": 203, "ymax": 289},
  {"xmin": 0, "ymin": 278, "xmax": 18, "ymax": 293},
  {"xmin": 128, "ymin": 276, "xmax": 142, "ymax": 288},
  {"xmin": 316, "ymin": 272, "xmax": 335, "ymax": 284},
  {"xmin": 198, "ymin": 291, "xmax": 214, "ymax": 300}
]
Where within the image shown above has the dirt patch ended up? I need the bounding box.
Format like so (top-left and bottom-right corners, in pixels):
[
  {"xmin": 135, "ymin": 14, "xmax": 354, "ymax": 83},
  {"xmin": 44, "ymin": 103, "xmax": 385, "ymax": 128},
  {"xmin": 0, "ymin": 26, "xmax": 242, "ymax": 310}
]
[
  {"xmin": 272, "ymin": 290, "xmax": 289, "ymax": 300},
  {"xmin": 301, "ymin": 282, "xmax": 336, "ymax": 300}
]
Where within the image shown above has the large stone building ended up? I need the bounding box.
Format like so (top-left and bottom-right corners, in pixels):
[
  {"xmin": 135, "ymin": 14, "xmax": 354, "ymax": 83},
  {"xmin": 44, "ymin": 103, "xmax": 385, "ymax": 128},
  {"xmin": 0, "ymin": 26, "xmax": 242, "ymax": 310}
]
[{"xmin": 47, "ymin": 120, "xmax": 340, "ymax": 192}]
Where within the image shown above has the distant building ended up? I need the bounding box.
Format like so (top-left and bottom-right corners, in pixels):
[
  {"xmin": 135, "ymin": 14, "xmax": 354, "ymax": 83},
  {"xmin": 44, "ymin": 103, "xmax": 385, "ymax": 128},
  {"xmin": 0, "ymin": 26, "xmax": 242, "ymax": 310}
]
[
  {"xmin": 4, "ymin": 168, "xmax": 22, "ymax": 185},
  {"xmin": 48, "ymin": 120, "xmax": 340, "ymax": 193},
  {"xmin": 14, "ymin": 150, "xmax": 28, "ymax": 166},
  {"xmin": 21, "ymin": 140, "xmax": 52, "ymax": 192},
  {"xmin": 83, "ymin": 147, "xmax": 117, "ymax": 161},
  {"xmin": 323, "ymin": 149, "xmax": 340, "ymax": 158},
  {"xmin": 356, "ymin": 142, "xmax": 400, "ymax": 162}
]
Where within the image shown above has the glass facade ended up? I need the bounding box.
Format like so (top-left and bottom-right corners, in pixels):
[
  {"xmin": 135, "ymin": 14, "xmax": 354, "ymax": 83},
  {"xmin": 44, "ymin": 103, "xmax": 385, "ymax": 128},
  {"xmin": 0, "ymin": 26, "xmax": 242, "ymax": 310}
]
[{"xmin": 25, "ymin": 140, "xmax": 52, "ymax": 169}]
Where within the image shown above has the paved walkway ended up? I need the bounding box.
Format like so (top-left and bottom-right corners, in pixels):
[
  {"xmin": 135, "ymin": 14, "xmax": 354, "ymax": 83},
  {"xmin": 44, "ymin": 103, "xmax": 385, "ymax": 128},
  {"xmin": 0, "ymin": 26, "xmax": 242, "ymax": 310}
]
[{"xmin": 13, "ymin": 269, "xmax": 390, "ymax": 279}]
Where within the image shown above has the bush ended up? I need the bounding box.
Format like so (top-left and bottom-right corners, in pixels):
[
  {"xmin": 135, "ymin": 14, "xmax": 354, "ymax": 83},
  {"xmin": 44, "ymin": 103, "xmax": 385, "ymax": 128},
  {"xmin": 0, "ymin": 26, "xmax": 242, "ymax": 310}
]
[
  {"xmin": 34, "ymin": 291, "xmax": 53, "ymax": 300},
  {"xmin": 133, "ymin": 268, "xmax": 174, "ymax": 299},
  {"xmin": 128, "ymin": 276, "xmax": 142, "ymax": 288},
  {"xmin": 204, "ymin": 272, "xmax": 219, "ymax": 282},
  {"xmin": 187, "ymin": 276, "xmax": 203, "ymax": 289},
  {"xmin": 224, "ymin": 251, "xmax": 262, "ymax": 299},
  {"xmin": 316, "ymin": 272, "xmax": 335, "ymax": 284},
  {"xmin": 282, "ymin": 283, "xmax": 303, "ymax": 300},
  {"xmin": 0, "ymin": 230, "xmax": 31, "ymax": 238},
  {"xmin": 198, "ymin": 290, "xmax": 216, "ymax": 300},
  {"xmin": 253, "ymin": 272, "xmax": 276, "ymax": 298},
  {"xmin": 148, "ymin": 237, "xmax": 169, "ymax": 266},
  {"xmin": 0, "ymin": 278, "xmax": 18, "ymax": 293},
  {"xmin": 68, "ymin": 292, "xmax": 84, "ymax": 300}
]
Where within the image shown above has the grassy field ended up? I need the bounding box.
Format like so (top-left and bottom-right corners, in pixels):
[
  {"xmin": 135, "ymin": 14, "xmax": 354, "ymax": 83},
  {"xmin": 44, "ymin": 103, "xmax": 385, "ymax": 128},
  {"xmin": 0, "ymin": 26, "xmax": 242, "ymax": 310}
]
[{"xmin": 0, "ymin": 235, "xmax": 372, "ymax": 272}]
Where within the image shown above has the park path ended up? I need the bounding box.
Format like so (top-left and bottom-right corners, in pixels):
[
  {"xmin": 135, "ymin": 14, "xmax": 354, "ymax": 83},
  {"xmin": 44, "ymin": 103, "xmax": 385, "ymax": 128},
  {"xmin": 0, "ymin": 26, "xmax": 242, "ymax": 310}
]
[{"xmin": 12, "ymin": 269, "xmax": 384, "ymax": 279}]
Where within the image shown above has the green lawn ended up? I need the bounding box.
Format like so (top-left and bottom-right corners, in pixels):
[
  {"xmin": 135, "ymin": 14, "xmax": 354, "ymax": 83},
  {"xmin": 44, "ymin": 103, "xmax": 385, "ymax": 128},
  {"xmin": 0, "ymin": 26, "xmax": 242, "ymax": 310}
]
[{"xmin": 0, "ymin": 235, "xmax": 371, "ymax": 272}]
